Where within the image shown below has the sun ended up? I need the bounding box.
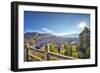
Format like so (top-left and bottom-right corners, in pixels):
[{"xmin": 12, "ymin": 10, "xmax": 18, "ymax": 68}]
[{"xmin": 78, "ymin": 22, "xmax": 87, "ymax": 29}]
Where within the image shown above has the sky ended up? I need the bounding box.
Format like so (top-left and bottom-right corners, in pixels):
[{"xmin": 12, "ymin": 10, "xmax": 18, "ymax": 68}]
[{"xmin": 24, "ymin": 11, "xmax": 90, "ymax": 36}]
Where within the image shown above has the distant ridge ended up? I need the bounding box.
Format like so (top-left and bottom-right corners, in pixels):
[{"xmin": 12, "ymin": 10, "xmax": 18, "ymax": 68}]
[
  {"xmin": 24, "ymin": 32, "xmax": 79, "ymax": 45},
  {"xmin": 61, "ymin": 34, "xmax": 79, "ymax": 38}
]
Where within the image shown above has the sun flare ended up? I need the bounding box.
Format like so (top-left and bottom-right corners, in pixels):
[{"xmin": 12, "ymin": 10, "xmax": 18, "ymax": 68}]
[{"xmin": 78, "ymin": 22, "xmax": 87, "ymax": 29}]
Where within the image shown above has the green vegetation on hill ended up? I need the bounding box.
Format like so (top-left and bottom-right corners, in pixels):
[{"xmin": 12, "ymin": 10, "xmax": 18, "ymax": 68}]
[{"xmin": 48, "ymin": 44, "xmax": 90, "ymax": 59}]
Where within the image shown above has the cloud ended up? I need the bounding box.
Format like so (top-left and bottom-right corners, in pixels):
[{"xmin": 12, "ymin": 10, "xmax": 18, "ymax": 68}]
[
  {"xmin": 53, "ymin": 33, "xmax": 70, "ymax": 36},
  {"xmin": 42, "ymin": 28, "xmax": 53, "ymax": 33},
  {"xmin": 42, "ymin": 27, "xmax": 70, "ymax": 36}
]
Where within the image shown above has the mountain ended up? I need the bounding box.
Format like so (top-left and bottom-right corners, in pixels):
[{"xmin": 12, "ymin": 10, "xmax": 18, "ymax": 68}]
[
  {"xmin": 25, "ymin": 32, "xmax": 79, "ymax": 43},
  {"xmin": 61, "ymin": 34, "xmax": 79, "ymax": 38},
  {"xmin": 24, "ymin": 32, "xmax": 80, "ymax": 49},
  {"xmin": 24, "ymin": 32, "xmax": 52, "ymax": 39}
]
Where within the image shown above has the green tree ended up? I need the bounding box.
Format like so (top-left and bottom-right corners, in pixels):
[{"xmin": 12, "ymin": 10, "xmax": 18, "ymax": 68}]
[
  {"xmin": 64, "ymin": 44, "xmax": 72, "ymax": 56},
  {"xmin": 71, "ymin": 45, "xmax": 79, "ymax": 58},
  {"xmin": 60, "ymin": 44, "xmax": 65, "ymax": 55},
  {"xmin": 49, "ymin": 43, "xmax": 58, "ymax": 53}
]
